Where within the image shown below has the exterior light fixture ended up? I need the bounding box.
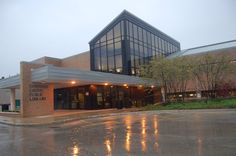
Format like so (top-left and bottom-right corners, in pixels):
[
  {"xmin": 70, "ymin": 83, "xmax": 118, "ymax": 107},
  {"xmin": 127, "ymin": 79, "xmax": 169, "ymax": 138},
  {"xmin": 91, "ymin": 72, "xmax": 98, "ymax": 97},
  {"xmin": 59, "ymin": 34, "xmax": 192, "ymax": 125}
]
[
  {"xmin": 138, "ymin": 85, "xmax": 143, "ymax": 88},
  {"xmin": 151, "ymin": 85, "xmax": 154, "ymax": 88},
  {"xmin": 71, "ymin": 81, "xmax": 76, "ymax": 84},
  {"xmin": 123, "ymin": 84, "xmax": 128, "ymax": 87},
  {"xmin": 116, "ymin": 69, "xmax": 121, "ymax": 73},
  {"xmin": 104, "ymin": 83, "xmax": 108, "ymax": 86}
]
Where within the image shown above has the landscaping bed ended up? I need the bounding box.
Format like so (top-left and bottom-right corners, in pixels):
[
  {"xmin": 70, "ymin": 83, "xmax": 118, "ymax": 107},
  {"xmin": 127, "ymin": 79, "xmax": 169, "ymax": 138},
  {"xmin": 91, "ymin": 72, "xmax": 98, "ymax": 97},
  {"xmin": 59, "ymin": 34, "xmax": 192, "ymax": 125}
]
[{"xmin": 143, "ymin": 98, "xmax": 236, "ymax": 110}]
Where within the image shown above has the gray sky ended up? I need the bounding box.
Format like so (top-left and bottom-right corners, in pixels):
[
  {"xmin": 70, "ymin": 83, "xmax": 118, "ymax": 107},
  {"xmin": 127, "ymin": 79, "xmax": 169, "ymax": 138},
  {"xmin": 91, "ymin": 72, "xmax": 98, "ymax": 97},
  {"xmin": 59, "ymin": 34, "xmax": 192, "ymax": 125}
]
[{"xmin": 0, "ymin": 0, "xmax": 236, "ymax": 77}]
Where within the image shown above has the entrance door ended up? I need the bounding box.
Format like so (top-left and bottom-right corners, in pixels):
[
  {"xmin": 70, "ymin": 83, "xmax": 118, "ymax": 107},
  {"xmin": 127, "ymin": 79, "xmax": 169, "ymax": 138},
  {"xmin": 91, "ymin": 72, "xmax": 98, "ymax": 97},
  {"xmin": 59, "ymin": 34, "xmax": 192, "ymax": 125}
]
[
  {"xmin": 55, "ymin": 87, "xmax": 87, "ymax": 110},
  {"xmin": 78, "ymin": 93, "xmax": 85, "ymax": 109}
]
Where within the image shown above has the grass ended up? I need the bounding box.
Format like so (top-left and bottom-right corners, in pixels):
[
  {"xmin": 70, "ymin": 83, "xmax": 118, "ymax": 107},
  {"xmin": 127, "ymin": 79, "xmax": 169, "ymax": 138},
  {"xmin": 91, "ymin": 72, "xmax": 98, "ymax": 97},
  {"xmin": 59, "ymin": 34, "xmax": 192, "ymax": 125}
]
[{"xmin": 142, "ymin": 97, "xmax": 236, "ymax": 111}]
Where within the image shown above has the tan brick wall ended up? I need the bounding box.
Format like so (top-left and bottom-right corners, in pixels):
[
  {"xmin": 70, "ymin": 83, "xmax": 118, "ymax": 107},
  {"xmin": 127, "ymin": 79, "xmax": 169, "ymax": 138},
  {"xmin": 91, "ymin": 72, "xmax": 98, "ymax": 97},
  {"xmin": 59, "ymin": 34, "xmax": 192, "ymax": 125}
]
[
  {"xmin": 30, "ymin": 51, "xmax": 90, "ymax": 70},
  {"xmin": 20, "ymin": 62, "xmax": 54, "ymax": 117},
  {"xmin": 184, "ymin": 48, "xmax": 236, "ymax": 92},
  {"xmin": 61, "ymin": 51, "xmax": 90, "ymax": 70},
  {"xmin": 31, "ymin": 57, "xmax": 62, "ymax": 67}
]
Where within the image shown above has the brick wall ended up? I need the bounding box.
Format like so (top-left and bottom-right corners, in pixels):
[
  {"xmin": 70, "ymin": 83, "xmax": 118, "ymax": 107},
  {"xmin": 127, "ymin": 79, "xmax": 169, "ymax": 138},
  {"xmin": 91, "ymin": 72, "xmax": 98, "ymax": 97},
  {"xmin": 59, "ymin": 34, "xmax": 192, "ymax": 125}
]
[
  {"xmin": 61, "ymin": 51, "xmax": 90, "ymax": 70},
  {"xmin": 20, "ymin": 62, "xmax": 54, "ymax": 117}
]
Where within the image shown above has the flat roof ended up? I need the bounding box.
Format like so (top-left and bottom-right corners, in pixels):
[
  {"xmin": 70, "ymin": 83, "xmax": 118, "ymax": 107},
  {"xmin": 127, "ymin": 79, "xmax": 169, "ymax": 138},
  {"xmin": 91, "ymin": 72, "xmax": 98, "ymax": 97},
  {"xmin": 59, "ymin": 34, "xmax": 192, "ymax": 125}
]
[
  {"xmin": 168, "ymin": 40, "xmax": 236, "ymax": 58},
  {"xmin": 0, "ymin": 65, "xmax": 152, "ymax": 89}
]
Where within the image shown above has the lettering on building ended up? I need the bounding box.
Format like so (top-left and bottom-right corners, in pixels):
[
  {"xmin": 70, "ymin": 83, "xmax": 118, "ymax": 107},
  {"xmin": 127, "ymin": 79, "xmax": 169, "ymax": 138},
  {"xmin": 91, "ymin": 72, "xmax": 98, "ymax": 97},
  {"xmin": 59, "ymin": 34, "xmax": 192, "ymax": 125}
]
[{"xmin": 29, "ymin": 83, "xmax": 48, "ymax": 101}]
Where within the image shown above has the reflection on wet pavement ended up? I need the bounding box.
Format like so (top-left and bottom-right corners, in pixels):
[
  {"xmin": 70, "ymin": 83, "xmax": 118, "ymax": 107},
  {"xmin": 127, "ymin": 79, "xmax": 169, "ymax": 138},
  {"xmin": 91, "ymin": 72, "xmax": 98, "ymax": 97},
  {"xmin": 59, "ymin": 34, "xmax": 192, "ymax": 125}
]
[{"xmin": 0, "ymin": 110, "xmax": 236, "ymax": 156}]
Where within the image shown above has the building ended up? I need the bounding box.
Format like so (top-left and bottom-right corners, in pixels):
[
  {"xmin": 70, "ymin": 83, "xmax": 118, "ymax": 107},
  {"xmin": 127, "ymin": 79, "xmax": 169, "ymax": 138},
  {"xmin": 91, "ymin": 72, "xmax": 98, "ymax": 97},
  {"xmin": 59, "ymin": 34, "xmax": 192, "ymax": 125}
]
[
  {"xmin": 1, "ymin": 10, "xmax": 235, "ymax": 117},
  {"xmin": 0, "ymin": 10, "xmax": 177, "ymax": 117},
  {"xmin": 167, "ymin": 39, "xmax": 236, "ymax": 98},
  {"xmin": 0, "ymin": 89, "xmax": 20, "ymax": 111},
  {"xmin": 89, "ymin": 10, "xmax": 180, "ymax": 75}
]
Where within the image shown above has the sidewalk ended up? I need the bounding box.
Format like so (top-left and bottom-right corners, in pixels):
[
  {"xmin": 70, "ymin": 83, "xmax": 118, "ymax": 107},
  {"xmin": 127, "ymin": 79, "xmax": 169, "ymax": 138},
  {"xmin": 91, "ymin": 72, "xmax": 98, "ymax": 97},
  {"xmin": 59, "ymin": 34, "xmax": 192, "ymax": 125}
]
[{"xmin": 0, "ymin": 108, "xmax": 141, "ymax": 126}]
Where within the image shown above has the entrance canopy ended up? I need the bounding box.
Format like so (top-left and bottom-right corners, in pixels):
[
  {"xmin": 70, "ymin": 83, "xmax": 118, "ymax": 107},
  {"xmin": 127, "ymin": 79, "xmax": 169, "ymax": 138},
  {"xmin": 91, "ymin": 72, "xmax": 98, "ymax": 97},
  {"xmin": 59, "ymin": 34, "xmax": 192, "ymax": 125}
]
[
  {"xmin": 0, "ymin": 75, "xmax": 20, "ymax": 89},
  {"xmin": 0, "ymin": 65, "xmax": 152, "ymax": 89}
]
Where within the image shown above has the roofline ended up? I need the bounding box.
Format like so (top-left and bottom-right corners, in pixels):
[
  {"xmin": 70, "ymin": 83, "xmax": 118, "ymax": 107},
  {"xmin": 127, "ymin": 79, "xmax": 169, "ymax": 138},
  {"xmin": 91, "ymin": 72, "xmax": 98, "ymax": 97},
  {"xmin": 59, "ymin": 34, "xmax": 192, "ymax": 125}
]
[
  {"xmin": 182, "ymin": 39, "xmax": 236, "ymax": 52},
  {"xmin": 167, "ymin": 39, "xmax": 236, "ymax": 59},
  {"xmin": 31, "ymin": 56, "xmax": 61, "ymax": 63},
  {"xmin": 31, "ymin": 65, "xmax": 152, "ymax": 86},
  {"xmin": 62, "ymin": 50, "xmax": 90, "ymax": 60},
  {"xmin": 89, "ymin": 10, "xmax": 180, "ymax": 46},
  {"xmin": 124, "ymin": 10, "xmax": 180, "ymax": 45},
  {"xmin": 88, "ymin": 10, "xmax": 126, "ymax": 44}
]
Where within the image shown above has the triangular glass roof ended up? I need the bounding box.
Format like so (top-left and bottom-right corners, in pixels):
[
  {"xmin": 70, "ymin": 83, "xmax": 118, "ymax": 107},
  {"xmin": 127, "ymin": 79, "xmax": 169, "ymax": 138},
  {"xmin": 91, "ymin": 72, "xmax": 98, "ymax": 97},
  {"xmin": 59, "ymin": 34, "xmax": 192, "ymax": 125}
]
[{"xmin": 89, "ymin": 10, "xmax": 180, "ymax": 45}]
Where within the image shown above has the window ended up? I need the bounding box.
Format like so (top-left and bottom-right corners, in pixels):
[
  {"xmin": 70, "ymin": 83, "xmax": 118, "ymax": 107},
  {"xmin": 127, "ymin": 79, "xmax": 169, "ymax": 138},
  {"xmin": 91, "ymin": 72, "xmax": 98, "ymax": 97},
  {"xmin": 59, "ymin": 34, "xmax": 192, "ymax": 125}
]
[
  {"xmin": 133, "ymin": 24, "xmax": 138, "ymax": 39},
  {"xmin": 114, "ymin": 37, "xmax": 121, "ymax": 43},
  {"xmin": 131, "ymin": 55, "xmax": 135, "ymax": 67},
  {"xmin": 108, "ymin": 56, "xmax": 115, "ymax": 72},
  {"xmin": 134, "ymin": 43, "xmax": 139, "ymax": 56},
  {"xmin": 121, "ymin": 20, "xmax": 124, "ymax": 38},
  {"xmin": 152, "ymin": 48, "xmax": 156, "ymax": 57},
  {"xmin": 148, "ymin": 47, "xmax": 152, "ymax": 57},
  {"xmin": 129, "ymin": 22, "xmax": 133, "ymax": 37},
  {"xmin": 89, "ymin": 14, "xmax": 180, "ymax": 76},
  {"xmin": 147, "ymin": 31, "xmax": 151, "ymax": 45},
  {"xmin": 144, "ymin": 46, "xmax": 148, "ymax": 58},
  {"xmin": 115, "ymin": 55, "xmax": 122, "ymax": 69},
  {"xmin": 161, "ymin": 39, "xmax": 164, "ymax": 51},
  {"xmin": 100, "ymin": 35, "xmax": 106, "ymax": 44},
  {"xmin": 135, "ymin": 55, "xmax": 139, "ymax": 66},
  {"xmin": 107, "ymin": 29, "xmax": 113, "ymax": 41},
  {"xmin": 101, "ymin": 46, "xmax": 107, "ymax": 71},
  {"xmin": 107, "ymin": 44, "xmax": 114, "ymax": 56},
  {"xmin": 115, "ymin": 42, "xmax": 121, "ymax": 55},
  {"xmin": 94, "ymin": 48, "xmax": 100, "ymax": 70},
  {"xmin": 158, "ymin": 37, "xmax": 161, "ymax": 50},
  {"xmin": 130, "ymin": 42, "xmax": 134, "ymax": 54},
  {"xmin": 151, "ymin": 34, "xmax": 155, "ymax": 47},
  {"xmin": 114, "ymin": 22, "xmax": 121, "ymax": 38},
  {"xmin": 107, "ymin": 42, "xmax": 115, "ymax": 72},
  {"xmin": 139, "ymin": 45, "xmax": 144, "ymax": 57},
  {"xmin": 143, "ymin": 29, "xmax": 147, "ymax": 43},
  {"xmin": 97, "ymin": 92, "xmax": 103, "ymax": 107},
  {"xmin": 138, "ymin": 27, "xmax": 143, "ymax": 42}
]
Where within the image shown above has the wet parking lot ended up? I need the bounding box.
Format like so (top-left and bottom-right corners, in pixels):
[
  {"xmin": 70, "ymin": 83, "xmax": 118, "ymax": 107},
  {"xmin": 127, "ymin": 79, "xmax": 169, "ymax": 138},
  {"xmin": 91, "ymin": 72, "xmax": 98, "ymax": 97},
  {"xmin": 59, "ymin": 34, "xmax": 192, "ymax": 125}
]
[{"xmin": 0, "ymin": 110, "xmax": 236, "ymax": 156}]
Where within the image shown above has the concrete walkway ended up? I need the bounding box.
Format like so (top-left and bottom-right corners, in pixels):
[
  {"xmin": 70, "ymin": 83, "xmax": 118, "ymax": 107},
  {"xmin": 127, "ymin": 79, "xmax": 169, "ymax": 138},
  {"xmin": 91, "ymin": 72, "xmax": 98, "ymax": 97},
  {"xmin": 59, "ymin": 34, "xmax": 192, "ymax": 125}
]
[{"xmin": 0, "ymin": 108, "xmax": 140, "ymax": 126}]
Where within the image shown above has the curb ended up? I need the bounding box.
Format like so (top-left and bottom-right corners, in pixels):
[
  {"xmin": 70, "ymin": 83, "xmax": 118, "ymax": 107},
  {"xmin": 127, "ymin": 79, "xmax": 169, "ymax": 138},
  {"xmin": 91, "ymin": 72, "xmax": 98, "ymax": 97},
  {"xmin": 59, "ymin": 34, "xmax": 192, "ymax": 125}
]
[{"xmin": 0, "ymin": 109, "xmax": 141, "ymax": 127}]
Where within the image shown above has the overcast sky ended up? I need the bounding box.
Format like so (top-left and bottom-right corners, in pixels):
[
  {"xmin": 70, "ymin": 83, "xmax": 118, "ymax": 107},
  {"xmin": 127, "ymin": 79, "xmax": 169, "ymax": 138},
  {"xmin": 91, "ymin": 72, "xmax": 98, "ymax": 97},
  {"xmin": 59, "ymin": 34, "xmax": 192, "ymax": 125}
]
[{"xmin": 0, "ymin": 0, "xmax": 236, "ymax": 76}]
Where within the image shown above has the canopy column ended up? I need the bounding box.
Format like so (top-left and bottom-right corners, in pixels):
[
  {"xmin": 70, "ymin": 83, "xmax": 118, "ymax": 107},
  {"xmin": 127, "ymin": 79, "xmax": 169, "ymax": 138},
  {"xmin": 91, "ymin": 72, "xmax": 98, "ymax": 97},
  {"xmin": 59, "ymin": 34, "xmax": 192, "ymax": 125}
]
[{"xmin": 10, "ymin": 88, "xmax": 16, "ymax": 111}]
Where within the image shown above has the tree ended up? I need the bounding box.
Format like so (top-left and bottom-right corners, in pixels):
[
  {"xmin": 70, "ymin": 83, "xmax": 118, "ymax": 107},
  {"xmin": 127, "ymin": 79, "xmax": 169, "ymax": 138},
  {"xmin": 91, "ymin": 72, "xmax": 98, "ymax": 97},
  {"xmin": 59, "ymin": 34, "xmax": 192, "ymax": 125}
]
[
  {"xmin": 190, "ymin": 54, "xmax": 233, "ymax": 102},
  {"xmin": 140, "ymin": 57, "xmax": 169, "ymax": 102},
  {"xmin": 141, "ymin": 56, "xmax": 192, "ymax": 103},
  {"xmin": 141, "ymin": 53, "xmax": 235, "ymax": 103},
  {"xmin": 173, "ymin": 57, "xmax": 192, "ymax": 101}
]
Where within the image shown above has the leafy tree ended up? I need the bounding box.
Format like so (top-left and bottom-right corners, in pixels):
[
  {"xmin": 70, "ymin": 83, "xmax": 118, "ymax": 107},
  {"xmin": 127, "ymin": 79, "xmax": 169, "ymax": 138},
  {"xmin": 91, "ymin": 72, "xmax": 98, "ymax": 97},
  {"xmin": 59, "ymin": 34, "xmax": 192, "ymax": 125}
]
[
  {"xmin": 190, "ymin": 54, "xmax": 234, "ymax": 102},
  {"xmin": 141, "ymin": 56, "xmax": 192, "ymax": 102},
  {"xmin": 141, "ymin": 53, "xmax": 235, "ymax": 103}
]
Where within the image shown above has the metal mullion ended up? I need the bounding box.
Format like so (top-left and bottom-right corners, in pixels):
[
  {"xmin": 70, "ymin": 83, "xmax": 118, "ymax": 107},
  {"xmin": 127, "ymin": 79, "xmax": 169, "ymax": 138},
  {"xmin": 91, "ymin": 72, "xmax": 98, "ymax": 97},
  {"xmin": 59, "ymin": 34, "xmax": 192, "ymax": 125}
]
[
  {"xmin": 113, "ymin": 24, "xmax": 116, "ymax": 72},
  {"xmin": 105, "ymin": 32, "xmax": 108, "ymax": 71},
  {"xmin": 137, "ymin": 26, "xmax": 141, "ymax": 66},
  {"xmin": 99, "ymin": 41, "xmax": 102, "ymax": 71}
]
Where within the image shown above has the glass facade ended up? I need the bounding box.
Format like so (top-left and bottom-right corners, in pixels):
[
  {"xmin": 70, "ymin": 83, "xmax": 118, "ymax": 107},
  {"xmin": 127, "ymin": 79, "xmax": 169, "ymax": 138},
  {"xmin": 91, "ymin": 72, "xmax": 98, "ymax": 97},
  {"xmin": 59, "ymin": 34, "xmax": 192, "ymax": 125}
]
[
  {"xmin": 54, "ymin": 85, "xmax": 153, "ymax": 110},
  {"xmin": 90, "ymin": 21, "xmax": 124, "ymax": 73},
  {"xmin": 90, "ymin": 12, "xmax": 180, "ymax": 75},
  {"xmin": 126, "ymin": 21, "xmax": 179, "ymax": 75}
]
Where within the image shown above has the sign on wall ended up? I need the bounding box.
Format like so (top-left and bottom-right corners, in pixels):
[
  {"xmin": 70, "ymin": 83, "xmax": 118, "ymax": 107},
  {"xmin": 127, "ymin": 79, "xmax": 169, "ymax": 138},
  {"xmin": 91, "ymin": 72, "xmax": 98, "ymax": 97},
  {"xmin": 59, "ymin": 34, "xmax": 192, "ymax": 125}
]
[{"xmin": 29, "ymin": 83, "xmax": 48, "ymax": 101}]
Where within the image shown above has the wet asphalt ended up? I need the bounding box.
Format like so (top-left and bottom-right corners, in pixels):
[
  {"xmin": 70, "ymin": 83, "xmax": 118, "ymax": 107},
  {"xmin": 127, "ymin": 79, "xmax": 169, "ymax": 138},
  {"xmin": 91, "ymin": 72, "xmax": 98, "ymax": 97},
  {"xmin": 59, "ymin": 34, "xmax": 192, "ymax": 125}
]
[{"xmin": 0, "ymin": 110, "xmax": 236, "ymax": 156}]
